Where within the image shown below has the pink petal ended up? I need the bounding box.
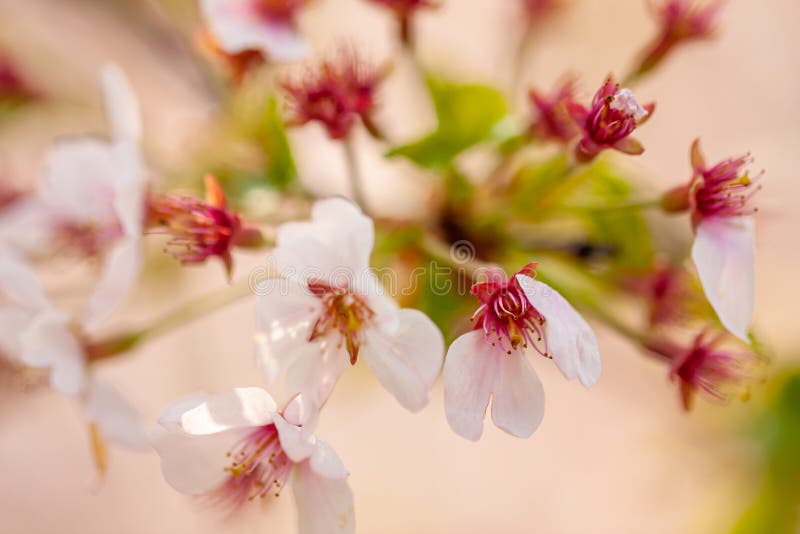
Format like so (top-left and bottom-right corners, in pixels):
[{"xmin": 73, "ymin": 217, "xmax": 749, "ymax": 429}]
[
  {"xmin": 153, "ymin": 426, "xmax": 246, "ymax": 494},
  {"xmin": 272, "ymin": 412, "xmax": 316, "ymax": 463},
  {"xmin": 442, "ymin": 330, "xmax": 499, "ymax": 441},
  {"xmin": 491, "ymin": 353, "xmax": 545, "ymax": 438},
  {"xmin": 0, "ymin": 304, "xmax": 31, "ymax": 360},
  {"xmin": 158, "ymin": 392, "xmax": 210, "ymax": 429},
  {"xmin": 692, "ymin": 216, "xmax": 755, "ymax": 341},
  {"xmin": 100, "ymin": 64, "xmax": 141, "ymax": 144},
  {"xmin": 292, "ymin": 461, "xmax": 355, "ymax": 534},
  {"xmin": 179, "ymin": 387, "xmax": 276, "ymax": 435},
  {"xmin": 20, "ymin": 310, "xmax": 86, "ymax": 395},
  {"xmin": 284, "ymin": 341, "xmax": 348, "ymax": 414},
  {"xmin": 359, "ymin": 308, "xmax": 445, "ymax": 412},
  {"xmin": 83, "ymin": 378, "xmax": 149, "ymax": 449},
  {"xmin": 0, "ymin": 197, "xmax": 54, "ymax": 256},
  {"xmin": 517, "ymin": 276, "xmax": 601, "ymax": 388},
  {"xmin": 84, "ymin": 237, "xmax": 141, "ymax": 332},
  {"xmin": 111, "ymin": 140, "xmax": 146, "ymax": 237}
]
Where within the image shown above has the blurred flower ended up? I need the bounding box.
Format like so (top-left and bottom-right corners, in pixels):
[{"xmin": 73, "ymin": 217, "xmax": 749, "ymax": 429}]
[
  {"xmin": 569, "ymin": 75, "xmax": 654, "ymax": 162},
  {"xmin": 154, "ymin": 388, "xmax": 354, "ymax": 532},
  {"xmin": 645, "ymin": 330, "xmax": 762, "ymax": 410},
  {"xmin": 282, "ymin": 46, "xmax": 384, "ymax": 140},
  {"xmin": 38, "ymin": 64, "xmax": 147, "ymax": 328},
  {"xmin": 148, "ymin": 174, "xmax": 262, "ymax": 279},
  {"xmin": 631, "ymin": 0, "xmax": 723, "ymax": 80},
  {"xmin": 200, "ymin": 0, "xmax": 307, "ymax": 75},
  {"xmin": 0, "ymin": 53, "xmax": 39, "ymax": 102},
  {"xmin": 528, "ymin": 75, "xmax": 580, "ymax": 144},
  {"xmin": 365, "ymin": 0, "xmax": 437, "ymax": 46},
  {"xmin": 443, "ymin": 263, "xmax": 600, "ymax": 441},
  {"xmin": 255, "ymin": 197, "xmax": 444, "ymax": 414},
  {"xmin": 521, "ymin": 0, "xmax": 568, "ymax": 27},
  {"xmin": 662, "ymin": 139, "xmax": 759, "ymax": 341},
  {"xmin": 0, "ymin": 247, "xmax": 148, "ymax": 472}
]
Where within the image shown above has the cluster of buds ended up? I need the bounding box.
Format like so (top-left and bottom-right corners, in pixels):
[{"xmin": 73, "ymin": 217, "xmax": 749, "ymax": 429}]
[
  {"xmin": 147, "ymin": 175, "xmax": 263, "ymax": 278},
  {"xmin": 631, "ymin": 0, "xmax": 723, "ymax": 80},
  {"xmin": 645, "ymin": 331, "xmax": 762, "ymax": 410},
  {"xmin": 568, "ymin": 75, "xmax": 654, "ymax": 162},
  {"xmin": 366, "ymin": 0, "xmax": 437, "ymax": 47},
  {"xmin": 282, "ymin": 46, "xmax": 384, "ymax": 140}
]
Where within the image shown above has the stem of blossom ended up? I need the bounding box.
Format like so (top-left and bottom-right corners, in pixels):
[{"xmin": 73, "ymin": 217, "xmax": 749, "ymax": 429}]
[
  {"xmin": 88, "ymin": 278, "xmax": 257, "ymax": 362},
  {"xmin": 343, "ymin": 135, "xmax": 369, "ymax": 214},
  {"xmin": 564, "ymin": 199, "xmax": 661, "ymax": 213}
]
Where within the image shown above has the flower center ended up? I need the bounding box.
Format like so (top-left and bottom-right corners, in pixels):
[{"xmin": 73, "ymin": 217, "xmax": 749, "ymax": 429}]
[
  {"xmin": 472, "ymin": 279, "xmax": 548, "ymax": 357},
  {"xmin": 148, "ymin": 195, "xmax": 240, "ymax": 264},
  {"xmin": 211, "ymin": 424, "xmax": 291, "ymax": 509},
  {"xmin": 307, "ymin": 281, "xmax": 375, "ymax": 364},
  {"xmin": 58, "ymin": 220, "xmax": 121, "ymax": 257},
  {"xmin": 692, "ymin": 157, "xmax": 761, "ymax": 220}
]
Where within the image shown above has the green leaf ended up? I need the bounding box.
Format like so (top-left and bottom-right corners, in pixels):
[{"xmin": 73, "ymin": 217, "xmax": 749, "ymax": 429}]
[
  {"xmin": 386, "ymin": 77, "xmax": 508, "ymax": 169},
  {"xmin": 256, "ymin": 96, "xmax": 297, "ymax": 190}
]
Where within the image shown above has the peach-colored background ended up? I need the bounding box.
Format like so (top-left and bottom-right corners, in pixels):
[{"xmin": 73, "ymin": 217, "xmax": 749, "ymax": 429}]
[{"xmin": 1, "ymin": 1, "xmax": 798, "ymax": 533}]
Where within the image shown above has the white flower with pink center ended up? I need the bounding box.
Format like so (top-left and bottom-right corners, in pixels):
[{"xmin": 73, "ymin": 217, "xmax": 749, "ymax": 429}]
[
  {"xmin": 154, "ymin": 388, "xmax": 354, "ymax": 533},
  {"xmin": 443, "ymin": 263, "xmax": 601, "ymax": 441},
  {"xmin": 201, "ymin": 0, "xmax": 308, "ymax": 63},
  {"xmin": 38, "ymin": 64, "xmax": 147, "ymax": 330},
  {"xmin": 256, "ymin": 197, "xmax": 445, "ymax": 414},
  {"xmin": 688, "ymin": 139, "xmax": 760, "ymax": 342}
]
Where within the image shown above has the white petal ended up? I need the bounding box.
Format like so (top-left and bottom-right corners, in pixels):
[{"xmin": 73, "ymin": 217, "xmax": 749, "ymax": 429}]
[
  {"xmin": 491, "ymin": 353, "xmax": 545, "ymax": 438},
  {"xmin": 309, "ymin": 438, "xmax": 348, "ymax": 480},
  {"xmin": 111, "ymin": 140, "xmax": 146, "ymax": 237},
  {"xmin": 272, "ymin": 412, "xmax": 316, "ymax": 463},
  {"xmin": 83, "ymin": 378, "xmax": 149, "ymax": 449},
  {"xmin": 0, "ymin": 304, "xmax": 31, "ymax": 360},
  {"xmin": 692, "ymin": 217, "xmax": 755, "ymax": 342},
  {"xmin": 84, "ymin": 237, "xmax": 141, "ymax": 331},
  {"xmin": 42, "ymin": 138, "xmax": 118, "ymax": 226},
  {"xmin": 20, "ymin": 310, "xmax": 86, "ymax": 395},
  {"xmin": 360, "ymin": 308, "xmax": 444, "ymax": 412},
  {"xmin": 158, "ymin": 392, "xmax": 210, "ymax": 429},
  {"xmin": 282, "ymin": 393, "xmax": 310, "ymax": 427},
  {"xmin": 179, "ymin": 387, "xmax": 276, "ymax": 435},
  {"xmin": 201, "ymin": 0, "xmax": 307, "ymax": 62},
  {"xmin": 274, "ymin": 197, "xmax": 374, "ymax": 283},
  {"xmin": 0, "ymin": 246, "xmax": 49, "ymax": 310},
  {"xmin": 153, "ymin": 426, "xmax": 245, "ymax": 494},
  {"xmin": 292, "ymin": 461, "xmax": 355, "ymax": 534},
  {"xmin": 442, "ymin": 330, "xmax": 499, "ymax": 441},
  {"xmin": 0, "ymin": 197, "xmax": 54, "ymax": 256},
  {"xmin": 284, "ymin": 341, "xmax": 348, "ymax": 414},
  {"xmin": 100, "ymin": 64, "xmax": 142, "ymax": 143},
  {"xmin": 517, "ymin": 276, "xmax": 601, "ymax": 388},
  {"xmin": 255, "ymin": 277, "xmax": 318, "ymax": 385}
]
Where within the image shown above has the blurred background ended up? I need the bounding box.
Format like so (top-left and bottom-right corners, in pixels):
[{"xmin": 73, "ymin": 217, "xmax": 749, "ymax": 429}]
[{"xmin": 1, "ymin": 0, "xmax": 799, "ymax": 532}]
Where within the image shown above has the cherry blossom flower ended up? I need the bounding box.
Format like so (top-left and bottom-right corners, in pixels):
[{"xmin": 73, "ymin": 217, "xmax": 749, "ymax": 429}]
[
  {"xmin": 255, "ymin": 197, "xmax": 444, "ymax": 414},
  {"xmin": 0, "ymin": 245, "xmax": 148, "ymax": 470},
  {"xmin": 282, "ymin": 46, "xmax": 384, "ymax": 140},
  {"xmin": 147, "ymin": 174, "xmax": 263, "ymax": 279},
  {"xmin": 528, "ymin": 75, "xmax": 580, "ymax": 144},
  {"xmin": 662, "ymin": 139, "xmax": 759, "ymax": 341},
  {"xmin": 568, "ymin": 75, "xmax": 654, "ymax": 162},
  {"xmin": 154, "ymin": 388, "xmax": 354, "ymax": 533},
  {"xmin": 38, "ymin": 64, "xmax": 147, "ymax": 329},
  {"xmin": 644, "ymin": 330, "xmax": 762, "ymax": 410},
  {"xmin": 443, "ymin": 263, "xmax": 600, "ymax": 440},
  {"xmin": 631, "ymin": 0, "xmax": 724, "ymax": 79},
  {"xmin": 200, "ymin": 0, "xmax": 308, "ymax": 74}
]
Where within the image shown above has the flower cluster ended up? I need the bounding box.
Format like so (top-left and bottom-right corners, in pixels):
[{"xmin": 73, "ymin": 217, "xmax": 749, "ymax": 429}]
[{"xmin": 0, "ymin": 0, "xmax": 775, "ymax": 531}]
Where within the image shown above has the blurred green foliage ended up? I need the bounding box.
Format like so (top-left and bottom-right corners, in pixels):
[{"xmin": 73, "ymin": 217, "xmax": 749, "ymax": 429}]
[{"xmin": 387, "ymin": 77, "xmax": 509, "ymax": 170}]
